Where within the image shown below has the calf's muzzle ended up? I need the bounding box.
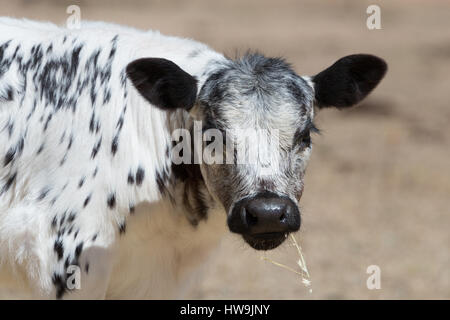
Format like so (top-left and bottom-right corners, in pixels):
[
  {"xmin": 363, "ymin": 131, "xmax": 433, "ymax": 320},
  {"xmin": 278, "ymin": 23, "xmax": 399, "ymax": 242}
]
[{"xmin": 228, "ymin": 192, "xmax": 300, "ymax": 250}]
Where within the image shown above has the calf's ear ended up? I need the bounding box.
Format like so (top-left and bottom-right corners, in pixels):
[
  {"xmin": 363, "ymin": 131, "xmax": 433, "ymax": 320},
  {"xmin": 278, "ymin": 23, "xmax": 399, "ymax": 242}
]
[
  {"xmin": 126, "ymin": 58, "xmax": 198, "ymax": 110},
  {"xmin": 312, "ymin": 54, "xmax": 387, "ymax": 109}
]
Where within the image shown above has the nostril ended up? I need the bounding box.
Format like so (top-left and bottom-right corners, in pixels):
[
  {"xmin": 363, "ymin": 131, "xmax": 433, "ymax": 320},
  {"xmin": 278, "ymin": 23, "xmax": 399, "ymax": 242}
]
[
  {"xmin": 245, "ymin": 208, "xmax": 258, "ymax": 227},
  {"xmin": 228, "ymin": 193, "xmax": 300, "ymax": 235}
]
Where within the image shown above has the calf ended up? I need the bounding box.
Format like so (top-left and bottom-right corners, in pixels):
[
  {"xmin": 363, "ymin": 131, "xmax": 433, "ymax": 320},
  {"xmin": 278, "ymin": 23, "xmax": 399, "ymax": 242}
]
[{"xmin": 0, "ymin": 18, "xmax": 387, "ymax": 299}]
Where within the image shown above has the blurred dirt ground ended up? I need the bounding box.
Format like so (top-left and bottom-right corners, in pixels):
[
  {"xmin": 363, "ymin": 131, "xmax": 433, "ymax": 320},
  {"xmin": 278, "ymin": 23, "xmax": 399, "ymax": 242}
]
[{"xmin": 1, "ymin": 0, "xmax": 449, "ymax": 299}]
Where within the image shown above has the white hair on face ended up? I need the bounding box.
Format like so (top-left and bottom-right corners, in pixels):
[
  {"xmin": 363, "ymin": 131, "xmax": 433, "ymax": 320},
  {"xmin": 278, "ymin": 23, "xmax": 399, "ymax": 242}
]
[{"xmin": 301, "ymin": 75, "xmax": 315, "ymax": 91}]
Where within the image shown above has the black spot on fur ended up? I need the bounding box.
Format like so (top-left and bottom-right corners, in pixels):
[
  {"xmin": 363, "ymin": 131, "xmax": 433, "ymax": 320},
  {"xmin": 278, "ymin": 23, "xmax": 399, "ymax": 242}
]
[
  {"xmin": 91, "ymin": 137, "xmax": 102, "ymax": 159},
  {"xmin": 155, "ymin": 167, "xmax": 169, "ymax": 195},
  {"xmin": 51, "ymin": 216, "xmax": 57, "ymax": 229},
  {"xmin": 54, "ymin": 240, "xmax": 64, "ymax": 261},
  {"xmin": 83, "ymin": 194, "xmax": 92, "ymax": 208},
  {"xmin": 118, "ymin": 222, "xmax": 126, "ymax": 235},
  {"xmin": 78, "ymin": 177, "xmax": 85, "ymax": 189},
  {"xmin": 4, "ymin": 147, "xmax": 15, "ymax": 167},
  {"xmin": 43, "ymin": 113, "xmax": 53, "ymax": 132},
  {"xmin": 67, "ymin": 135, "xmax": 74, "ymax": 150},
  {"xmin": 0, "ymin": 86, "xmax": 14, "ymax": 101},
  {"xmin": 52, "ymin": 272, "xmax": 66, "ymax": 299},
  {"xmin": 135, "ymin": 167, "xmax": 145, "ymax": 186},
  {"xmin": 107, "ymin": 193, "xmax": 116, "ymax": 209},
  {"xmin": 59, "ymin": 212, "xmax": 66, "ymax": 228},
  {"xmin": 37, "ymin": 143, "xmax": 44, "ymax": 155},
  {"xmin": 127, "ymin": 171, "xmax": 135, "ymax": 185},
  {"xmin": 37, "ymin": 187, "xmax": 50, "ymax": 201},
  {"xmin": 111, "ymin": 135, "xmax": 119, "ymax": 156},
  {"xmin": 89, "ymin": 113, "xmax": 96, "ymax": 133},
  {"xmin": 60, "ymin": 154, "xmax": 67, "ymax": 166},
  {"xmin": 67, "ymin": 211, "xmax": 76, "ymax": 223},
  {"xmin": 1, "ymin": 171, "xmax": 17, "ymax": 195},
  {"xmin": 75, "ymin": 242, "xmax": 83, "ymax": 259},
  {"xmin": 7, "ymin": 121, "xmax": 14, "ymax": 138}
]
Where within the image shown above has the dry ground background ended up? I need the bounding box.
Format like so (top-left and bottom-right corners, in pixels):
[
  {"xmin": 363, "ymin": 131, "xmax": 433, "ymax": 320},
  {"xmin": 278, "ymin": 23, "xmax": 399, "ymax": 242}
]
[{"xmin": 1, "ymin": 0, "xmax": 449, "ymax": 299}]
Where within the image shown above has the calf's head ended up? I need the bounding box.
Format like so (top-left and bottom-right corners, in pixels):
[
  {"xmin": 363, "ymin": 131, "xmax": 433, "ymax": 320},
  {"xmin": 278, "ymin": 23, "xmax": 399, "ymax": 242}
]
[{"xmin": 127, "ymin": 53, "xmax": 387, "ymax": 250}]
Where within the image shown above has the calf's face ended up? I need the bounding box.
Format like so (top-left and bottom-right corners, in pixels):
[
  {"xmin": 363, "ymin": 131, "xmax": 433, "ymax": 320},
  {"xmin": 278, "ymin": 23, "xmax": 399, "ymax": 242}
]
[
  {"xmin": 127, "ymin": 53, "xmax": 387, "ymax": 250},
  {"xmin": 194, "ymin": 55, "xmax": 316, "ymax": 250}
]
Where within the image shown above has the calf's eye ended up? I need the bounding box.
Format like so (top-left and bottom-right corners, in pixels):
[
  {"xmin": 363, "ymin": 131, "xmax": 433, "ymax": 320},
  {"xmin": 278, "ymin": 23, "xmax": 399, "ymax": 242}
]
[
  {"xmin": 295, "ymin": 131, "xmax": 311, "ymax": 150},
  {"xmin": 300, "ymin": 132, "xmax": 311, "ymax": 148}
]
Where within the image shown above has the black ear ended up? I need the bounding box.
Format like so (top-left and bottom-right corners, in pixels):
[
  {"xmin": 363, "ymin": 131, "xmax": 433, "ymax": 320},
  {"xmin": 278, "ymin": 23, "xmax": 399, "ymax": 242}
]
[
  {"xmin": 313, "ymin": 54, "xmax": 387, "ymax": 109},
  {"xmin": 126, "ymin": 58, "xmax": 198, "ymax": 110}
]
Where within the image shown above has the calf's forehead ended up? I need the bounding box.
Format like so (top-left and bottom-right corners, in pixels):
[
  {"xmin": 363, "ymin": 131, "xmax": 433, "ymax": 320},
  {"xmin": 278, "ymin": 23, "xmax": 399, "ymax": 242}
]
[{"xmin": 199, "ymin": 54, "xmax": 315, "ymax": 130}]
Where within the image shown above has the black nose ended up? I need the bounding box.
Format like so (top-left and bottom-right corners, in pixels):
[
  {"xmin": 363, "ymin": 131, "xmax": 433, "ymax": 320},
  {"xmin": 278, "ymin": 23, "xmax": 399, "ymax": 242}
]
[{"xmin": 228, "ymin": 192, "xmax": 300, "ymax": 235}]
